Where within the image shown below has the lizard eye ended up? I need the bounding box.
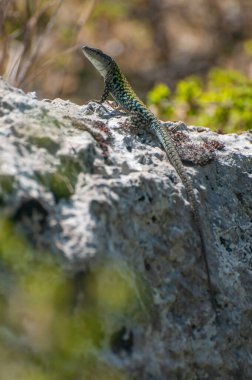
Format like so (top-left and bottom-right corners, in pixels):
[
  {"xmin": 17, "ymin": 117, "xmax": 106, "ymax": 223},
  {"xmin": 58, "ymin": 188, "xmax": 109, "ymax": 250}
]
[{"xmin": 112, "ymin": 77, "xmax": 118, "ymax": 84}]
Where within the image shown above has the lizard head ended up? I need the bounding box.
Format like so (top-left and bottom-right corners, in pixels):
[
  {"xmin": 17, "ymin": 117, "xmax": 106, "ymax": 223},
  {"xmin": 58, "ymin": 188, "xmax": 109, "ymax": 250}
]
[{"xmin": 82, "ymin": 46, "xmax": 114, "ymax": 78}]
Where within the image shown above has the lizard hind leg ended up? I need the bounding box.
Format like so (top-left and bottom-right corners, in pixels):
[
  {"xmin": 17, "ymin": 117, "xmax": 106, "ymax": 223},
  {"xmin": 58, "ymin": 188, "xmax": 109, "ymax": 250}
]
[{"xmin": 129, "ymin": 113, "xmax": 149, "ymax": 133}]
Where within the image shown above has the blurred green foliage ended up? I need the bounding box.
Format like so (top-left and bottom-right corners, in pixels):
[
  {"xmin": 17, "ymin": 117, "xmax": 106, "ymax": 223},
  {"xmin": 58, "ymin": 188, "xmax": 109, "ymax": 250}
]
[
  {"xmin": 0, "ymin": 217, "xmax": 144, "ymax": 379},
  {"xmin": 244, "ymin": 39, "xmax": 252, "ymax": 56},
  {"xmin": 147, "ymin": 68, "xmax": 252, "ymax": 133}
]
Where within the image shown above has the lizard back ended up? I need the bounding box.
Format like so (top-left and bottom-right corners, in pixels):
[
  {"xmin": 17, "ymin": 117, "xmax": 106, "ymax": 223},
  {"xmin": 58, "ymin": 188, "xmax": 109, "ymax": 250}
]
[{"xmin": 82, "ymin": 45, "xmax": 216, "ymax": 313}]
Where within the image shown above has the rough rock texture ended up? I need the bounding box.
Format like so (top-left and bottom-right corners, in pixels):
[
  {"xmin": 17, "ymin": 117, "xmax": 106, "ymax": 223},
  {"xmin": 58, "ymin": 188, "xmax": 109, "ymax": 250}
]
[{"xmin": 0, "ymin": 78, "xmax": 252, "ymax": 379}]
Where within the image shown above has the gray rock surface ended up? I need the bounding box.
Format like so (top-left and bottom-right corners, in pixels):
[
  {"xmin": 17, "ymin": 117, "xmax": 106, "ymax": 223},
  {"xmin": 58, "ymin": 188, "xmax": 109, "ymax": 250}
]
[{"xmin": 0, "ymin": 78, "xmax": 252, "ymax": 379}]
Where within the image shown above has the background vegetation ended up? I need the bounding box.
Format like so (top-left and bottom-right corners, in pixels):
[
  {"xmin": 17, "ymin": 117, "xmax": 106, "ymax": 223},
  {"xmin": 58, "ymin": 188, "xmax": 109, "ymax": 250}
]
[
  {"xmin": 1, "ymin": 0, "xmax": 252, "ymax": 132},
  {"xmin": 0, "ymin": 217, "xmax": 142, "ymax": 380}
]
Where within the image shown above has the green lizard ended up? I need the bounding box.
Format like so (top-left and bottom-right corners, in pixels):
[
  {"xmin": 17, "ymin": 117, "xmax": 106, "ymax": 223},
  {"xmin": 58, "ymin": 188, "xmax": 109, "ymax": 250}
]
[{"xmin": 82, "ymin": 45, "xmax": 216, "ymax": 313}]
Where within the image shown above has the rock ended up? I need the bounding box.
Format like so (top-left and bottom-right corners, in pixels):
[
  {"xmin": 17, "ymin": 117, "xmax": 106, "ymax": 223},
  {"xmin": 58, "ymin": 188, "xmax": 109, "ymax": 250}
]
[{"xmin": 0, "ymin": 78, "xmax": 251, "ymax": 379}]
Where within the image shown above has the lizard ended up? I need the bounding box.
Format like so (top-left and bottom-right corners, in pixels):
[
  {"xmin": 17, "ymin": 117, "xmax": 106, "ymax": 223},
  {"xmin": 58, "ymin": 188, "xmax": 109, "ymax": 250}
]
[{"xmin": 82, "ymin": 45, "xmax": 216, "ymax": 313}]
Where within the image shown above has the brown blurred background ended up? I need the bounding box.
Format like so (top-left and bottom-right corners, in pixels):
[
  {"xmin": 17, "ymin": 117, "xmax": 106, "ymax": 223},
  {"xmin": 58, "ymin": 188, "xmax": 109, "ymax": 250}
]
[{"xmin": 1, "ymin": 0, "xmax": 252, "ymax": 105}]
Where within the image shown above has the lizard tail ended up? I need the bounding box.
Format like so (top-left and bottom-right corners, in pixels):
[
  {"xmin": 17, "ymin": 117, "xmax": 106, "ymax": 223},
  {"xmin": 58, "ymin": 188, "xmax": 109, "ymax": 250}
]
[{"xmin": 151, "ymin": 122, "xmax": 216, "ymax": 311}]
